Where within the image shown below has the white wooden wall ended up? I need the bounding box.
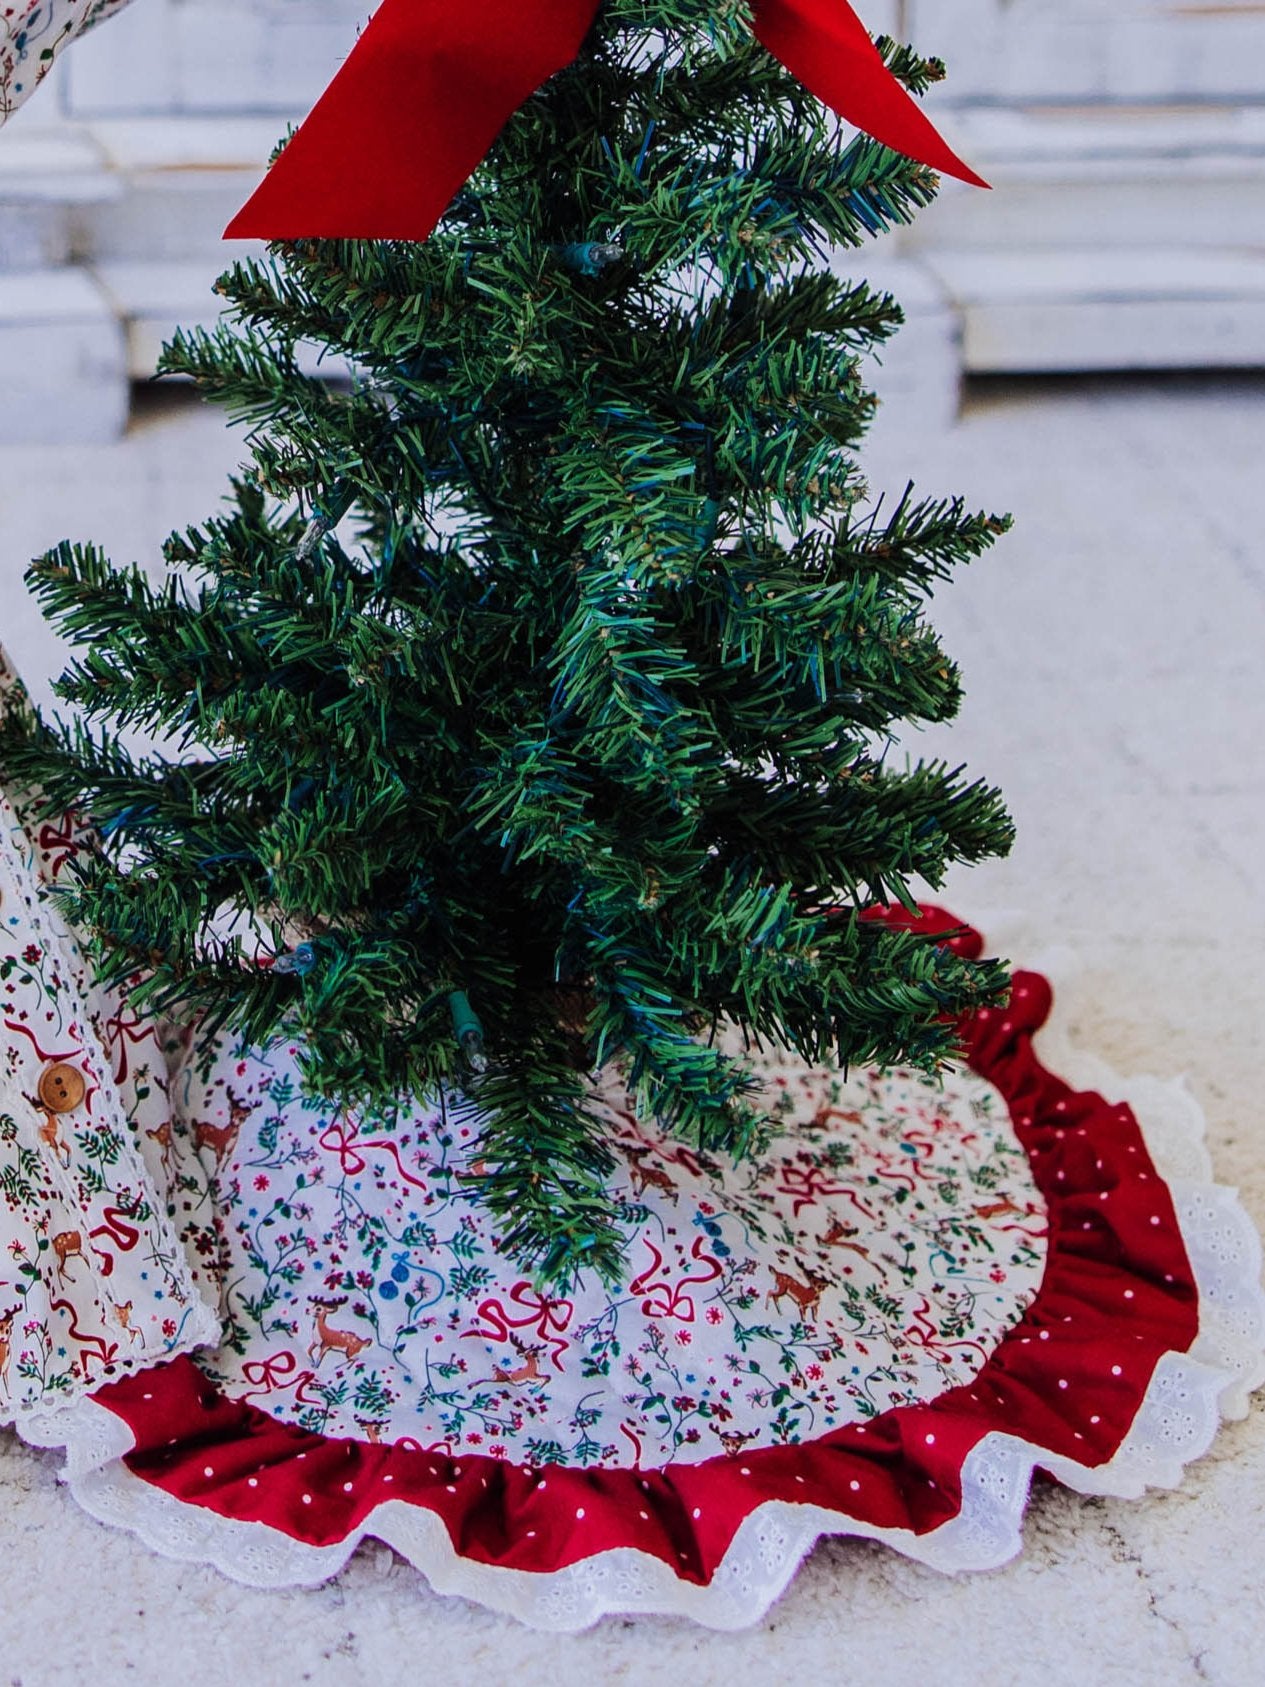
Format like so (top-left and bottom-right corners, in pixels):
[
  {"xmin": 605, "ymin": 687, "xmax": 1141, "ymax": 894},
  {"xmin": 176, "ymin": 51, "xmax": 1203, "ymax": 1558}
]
[
  {"xmin": 59, "ymin": 0, "xmax": 368, "ymax": 118},
  {"xmin": 2, "ymin": 0, "xmax": 1263, "ymax": 440},
  {"xmin": 909, "ymin": 0, "xmax": 1265, "ymax": 105},
  {"xmin": 51, "ymin": 0, "xmax": 1265, "ymax": 114}
]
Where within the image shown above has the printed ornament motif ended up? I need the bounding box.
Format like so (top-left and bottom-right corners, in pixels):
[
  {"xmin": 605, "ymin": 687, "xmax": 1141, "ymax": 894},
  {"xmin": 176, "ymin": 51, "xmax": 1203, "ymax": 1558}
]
[
  {"xmin": 0, "ymin": 654, "xmax": 1260, "ymax": 1626},
  {"xmin": 0, "ymin": 0, "xmax": 136, "ymax": 121}
]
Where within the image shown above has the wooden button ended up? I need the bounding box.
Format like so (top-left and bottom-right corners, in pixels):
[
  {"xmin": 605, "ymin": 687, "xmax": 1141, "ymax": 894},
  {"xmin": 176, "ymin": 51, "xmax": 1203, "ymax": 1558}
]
[{"xmin": 38, "ymin": 1062, "xmax": 86, "ymax": 1113}]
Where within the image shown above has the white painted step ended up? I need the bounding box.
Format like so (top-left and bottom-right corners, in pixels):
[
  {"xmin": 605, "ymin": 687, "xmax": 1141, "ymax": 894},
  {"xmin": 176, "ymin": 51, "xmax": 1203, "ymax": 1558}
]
[
  {"xmin": 95, "ymin": 259, "xmax": 350, "ymax": 386},
  {"xmin": 911, "ymin": 105, "xmax": 1265, "ymax": 254},
  {"xmin": 0, "ymin": 122, "xmax": 117, "ymax": 270},
  {"xmin": 0, "ymin": 116, "xmax": 275, "ymax": 272},
  {"xmin": 925, "ymin": 248, "xmax": 1265, "ymax": 372},
  {"xmin": 0, "ymin": 267, "xmax": 127, "ymax": 443}
]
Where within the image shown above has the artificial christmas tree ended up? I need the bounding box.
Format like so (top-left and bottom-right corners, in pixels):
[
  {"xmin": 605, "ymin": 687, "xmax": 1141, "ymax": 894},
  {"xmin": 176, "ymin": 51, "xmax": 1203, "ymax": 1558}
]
[
  {"xmin": 2, "ymin": 2, "xmax": 1014, "ymax": 1286},
  {"xmin": 4, "ymin": 3, "xmax": 1259, "ymax": 1632}
]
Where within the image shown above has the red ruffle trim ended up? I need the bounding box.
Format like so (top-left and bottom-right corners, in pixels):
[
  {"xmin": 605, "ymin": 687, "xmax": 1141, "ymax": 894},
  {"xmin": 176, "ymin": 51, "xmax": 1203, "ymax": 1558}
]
[{"xmin": 90, "ymin": 907, "xmax": 1198, "ymax": 1584}]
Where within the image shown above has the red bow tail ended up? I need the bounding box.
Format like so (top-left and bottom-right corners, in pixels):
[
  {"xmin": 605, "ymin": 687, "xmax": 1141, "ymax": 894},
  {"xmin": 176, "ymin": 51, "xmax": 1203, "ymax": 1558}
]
[
  {"xmin": 226, "ymin": 0, "xmax": 983, "ymax": 243},
  {"xmin": 225, "ymin": 0, "xmax": 597, "ymax": 240},
  {"xmin": 753, "ymin": 0, "xmax": 985, "ymax": 189}
]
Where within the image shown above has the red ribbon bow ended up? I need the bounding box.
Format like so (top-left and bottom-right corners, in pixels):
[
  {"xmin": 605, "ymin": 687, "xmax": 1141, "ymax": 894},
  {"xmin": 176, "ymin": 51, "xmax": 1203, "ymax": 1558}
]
[
  {"xmin": 225, "ymin": 0, "xmax": 983, "ymax": 242},
  {"xmin": 463, "ymin": 1279, "xmax": 575, "ymax": 1370}
]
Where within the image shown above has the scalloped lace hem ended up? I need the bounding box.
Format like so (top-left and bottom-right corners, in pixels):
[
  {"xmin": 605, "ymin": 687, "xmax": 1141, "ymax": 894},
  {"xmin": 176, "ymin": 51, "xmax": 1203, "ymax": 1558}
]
[{"xmin": 14, "ymin": 988, "xmax": 1265, "ymax": 1629}]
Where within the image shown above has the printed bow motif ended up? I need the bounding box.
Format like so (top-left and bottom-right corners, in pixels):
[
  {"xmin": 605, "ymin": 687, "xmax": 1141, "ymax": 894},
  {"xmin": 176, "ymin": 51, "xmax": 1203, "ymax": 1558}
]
[{"xmin": 226, "ymin": 0, "xmax": 984, "ymax": 242}]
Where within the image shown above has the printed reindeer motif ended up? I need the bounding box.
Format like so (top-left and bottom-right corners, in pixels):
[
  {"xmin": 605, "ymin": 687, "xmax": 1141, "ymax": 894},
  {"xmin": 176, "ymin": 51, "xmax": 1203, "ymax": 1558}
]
[
  {"xmin": 26, "ymin": 1092, "xmax": 71, "ymax": 1169},
  {"xmin": 820, "ymin": 1215, "xmax": 871, "ymax": 1262},
  {"xmin": 0, "ymin": 1305, "xmax": 18, "ymax": 1390},
  {"xmin": 111, "ymin": 1299, "xmax": 141, "ymax": 1345},
  {"xmin": 973, "ymin": 1195, "xmax": 1031, "ymax": 1222},
  {"xmin": 51, "ymin": 1230, "xmax": 88, "ymax": 1286},
  {"xmin": 193, "ymin": 1086, "xmax": 260, "ymax": 1173},
  {"xmin": 491, "ymin": 1336, "xmax": 547, "ymax": 1386},
  {"xmin": 308, "ymin": 1296, "xmax": 371, "ymax": 1368},
  {"xmin": 145, "ymin": 1119, "xmax": 177, "ymax": 1172},
  {"xmin": 711, "ymin": 1425, "xmax": 758, "ymax": 1458},
  {"xmin": 809, "ymin": 1101, "xmax": 864, "ymax": 1132},
  {"xmin": 622, "ymin": 1143, "xmax": 678, "ymax": 1202},
  {"xmin": 766, "ymin": 1265, "xmax": 830, "ymax": 1324}
]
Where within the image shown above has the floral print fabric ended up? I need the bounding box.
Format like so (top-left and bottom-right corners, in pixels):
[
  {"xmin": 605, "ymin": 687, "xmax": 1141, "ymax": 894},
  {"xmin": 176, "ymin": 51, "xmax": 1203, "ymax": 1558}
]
[
  {"xmin": 170, "ymin": 1035, "xmax": 1046, "ymax": 1467},
  {"xmin": 0, "ymin": 649, "xmax": 217, "ymax": 1421},
  {"xmin": 1, "ymin": 0, "xmax": 137, "ymax": 121}
]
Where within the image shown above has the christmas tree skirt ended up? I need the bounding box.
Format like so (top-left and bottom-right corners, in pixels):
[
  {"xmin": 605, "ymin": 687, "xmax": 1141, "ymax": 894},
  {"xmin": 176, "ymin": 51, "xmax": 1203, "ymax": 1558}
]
[{"xmin": 1, "ymin": 807, "xmax": 1260, "ymax": 1629}]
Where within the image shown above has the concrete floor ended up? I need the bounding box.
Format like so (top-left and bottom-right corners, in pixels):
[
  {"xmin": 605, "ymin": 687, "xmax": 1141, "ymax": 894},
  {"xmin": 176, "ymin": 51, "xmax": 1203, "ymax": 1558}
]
[{"xmin": 0, "ymin": 371, "xmax": 1262, "ymax": 1685}]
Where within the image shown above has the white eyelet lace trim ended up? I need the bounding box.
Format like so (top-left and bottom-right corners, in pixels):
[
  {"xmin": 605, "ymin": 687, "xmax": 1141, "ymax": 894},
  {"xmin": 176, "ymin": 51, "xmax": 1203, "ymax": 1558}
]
[{"xmin": 15, "ymin": 953, "xmax": 1265, "ymax": 1630}]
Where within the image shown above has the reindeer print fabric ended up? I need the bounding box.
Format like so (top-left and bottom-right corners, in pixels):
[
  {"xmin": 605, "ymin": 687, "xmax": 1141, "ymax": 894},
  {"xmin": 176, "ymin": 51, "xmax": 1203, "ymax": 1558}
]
[
  {"xmin": 1, "ymin": 0, "xmax": 138, "ymax": 121},
  {"xmin": 0, "ymin": 652, "xmax": 217, "ymax": 1422},
  {"xmin": 0, "ymin": 789, "xmax": 218, "ymax": 1419},
  {"xmin": 159, "ymin": 1031, "xmax": 1046, "ymax": 1466}
]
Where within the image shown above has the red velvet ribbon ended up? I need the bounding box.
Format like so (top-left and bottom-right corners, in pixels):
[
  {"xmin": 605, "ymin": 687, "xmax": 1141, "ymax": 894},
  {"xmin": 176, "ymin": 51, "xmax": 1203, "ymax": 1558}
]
[{"xmin": 225, "ymin": 0, "xmax": 984, "ymax": 242}]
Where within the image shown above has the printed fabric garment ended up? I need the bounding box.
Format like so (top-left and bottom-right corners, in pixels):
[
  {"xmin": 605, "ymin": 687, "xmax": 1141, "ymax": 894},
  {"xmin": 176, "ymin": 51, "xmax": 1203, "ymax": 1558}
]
[
  {"xmin": 1, "ymin": 0, "xmax": 137, "ymax": 121},
  {"xmin": 0, "ymin": 647, "xmax": 217, "ymax": 1423}
]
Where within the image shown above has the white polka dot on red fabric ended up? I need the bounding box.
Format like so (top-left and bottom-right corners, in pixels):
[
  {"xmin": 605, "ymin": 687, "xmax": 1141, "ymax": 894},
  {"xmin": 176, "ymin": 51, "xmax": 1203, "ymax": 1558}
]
[
  {"xmin": 302, "ymin": 1494, "xmax": 311, "ymax": 1505},
  {"xmin": 247, "ymin": 1477, "xmax": 258, "ymax": 1488},
  {"xmin": 446, "ymin": 1485, "xmax": 456, "ymax": 1494},
  {"xmin": 740, "ymin": 1467, "xmax": 751, "ymax": 1476},
  {"xmin": 639, "ymin": 1510, "xmax": 649, "ymax": 1520},
  {"xmin": 203, "ymin": 1466, "xmax": 213, "ymax": 1478},
  {"xmin": 1150, "ymin": 1216, "xmax": 1161, "ymax": 1225},
  {"xmin": 576, "ymin": 1506, "xmax": 586, "ymax": 1520},
  {"xmin": 343, "ymin": 1482, "xmax": 353, "ymax": 1493},
  {"xmin": 1124, "ymin": 1289, "xmax": 1135, "ymax": 1299},
  {"xmin": 692, "ymin": 1507, "xmax": 701, "ymax": 1519},
  {"xmin": 925, "ymin": 1433, "xmax": 935, "ymax": 1444},
  {"xmin": 849, "ymin": 1479, "xmax": 861, "ymax": 1491},
  {"xmin": 1058, "ymin": 1379, "xmax": 1069, "ymax": 1389},
  {"xmin": 383, "ymin": 1475, "xmax": 393, "ymax": 1483},
  {"xmin": 1090, "ymin": 1414, "xmax": 1101, "ymax": 1424},
  {"xmin": 1111, "ymin": 1365, "xmax": 1123, "ymax": 1376}
]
